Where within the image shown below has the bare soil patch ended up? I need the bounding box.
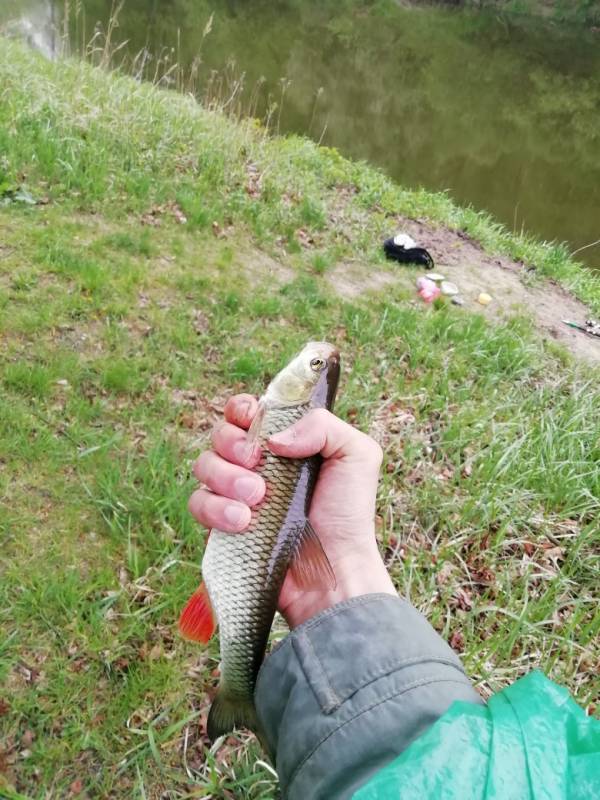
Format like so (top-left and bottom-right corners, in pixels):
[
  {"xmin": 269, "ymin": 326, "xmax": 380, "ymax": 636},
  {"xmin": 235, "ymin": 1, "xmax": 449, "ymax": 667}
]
[
  {"xmin": 330, "ymin": 218, "xmax": 600, "ymax": 365},
  {"xmin": 328, "ymin": 259, "xmax": 397, "ymax": 299}
]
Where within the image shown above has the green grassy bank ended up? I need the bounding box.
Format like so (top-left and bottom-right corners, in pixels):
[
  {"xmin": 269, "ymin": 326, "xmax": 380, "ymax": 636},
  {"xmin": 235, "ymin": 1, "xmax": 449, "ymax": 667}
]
[{"xmin": 0, "ymin": 38, "xmax": 599, "ymax": 799}]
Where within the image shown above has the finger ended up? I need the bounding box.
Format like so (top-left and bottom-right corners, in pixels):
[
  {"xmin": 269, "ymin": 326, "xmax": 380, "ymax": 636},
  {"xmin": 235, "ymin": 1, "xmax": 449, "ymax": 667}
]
[
  {"xmin": 188, "ymin": 488, "xmax": 251, "ymax": 533},
  {"xmin": 211, "ymin": 421, "xmax": 262, "ymax": 468},
  {"xmin": 267, "ymin": 408, "xmax": 383, "ymax": 464},
  {"xmin": 224, "ymin": 394, "xmax": 259, "ymax": 430},
  {"xmin": 193, "ymin": 451, "xmax": 265, "ymax": 506}
]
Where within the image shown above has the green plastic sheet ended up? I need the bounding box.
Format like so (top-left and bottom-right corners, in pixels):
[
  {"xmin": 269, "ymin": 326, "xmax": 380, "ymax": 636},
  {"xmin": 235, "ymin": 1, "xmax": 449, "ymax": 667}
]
[{"xmin": 353, "ymin": 671, "xmax": 600, "ymax": 799}]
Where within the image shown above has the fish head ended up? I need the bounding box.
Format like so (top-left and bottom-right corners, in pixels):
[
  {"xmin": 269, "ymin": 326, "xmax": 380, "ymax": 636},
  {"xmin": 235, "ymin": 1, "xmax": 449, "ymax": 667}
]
[{"xmin": 265, "ymin": 341, "xmax": 340, "ymax": 410}]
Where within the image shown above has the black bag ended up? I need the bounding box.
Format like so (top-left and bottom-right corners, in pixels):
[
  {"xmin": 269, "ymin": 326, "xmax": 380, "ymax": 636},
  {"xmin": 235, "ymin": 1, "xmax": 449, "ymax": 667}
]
[{"xmin": 383, "ymin": 237, "xmax": 434, "ymax": 269}]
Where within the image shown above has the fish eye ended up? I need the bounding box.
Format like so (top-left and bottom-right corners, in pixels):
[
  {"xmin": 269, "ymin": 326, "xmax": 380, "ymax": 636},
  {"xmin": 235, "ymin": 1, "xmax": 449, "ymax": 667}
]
[{"xmin": 310, "ymin": 357, "xmax": 326, "ymax": 371}]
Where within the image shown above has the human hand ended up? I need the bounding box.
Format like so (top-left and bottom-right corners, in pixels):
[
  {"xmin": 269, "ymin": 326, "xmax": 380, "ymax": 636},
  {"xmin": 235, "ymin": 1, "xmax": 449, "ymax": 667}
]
[{"xmin": 189, "ymin": 394, "xmax": 397, "ymax": 628}]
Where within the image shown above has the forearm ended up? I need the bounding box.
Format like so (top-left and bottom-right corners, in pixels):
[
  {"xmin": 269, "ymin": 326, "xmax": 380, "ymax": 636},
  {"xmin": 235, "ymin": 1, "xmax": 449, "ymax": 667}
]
[{"xmin": 256, "ymin": 594, "xmax": 483, "ymax": 800}]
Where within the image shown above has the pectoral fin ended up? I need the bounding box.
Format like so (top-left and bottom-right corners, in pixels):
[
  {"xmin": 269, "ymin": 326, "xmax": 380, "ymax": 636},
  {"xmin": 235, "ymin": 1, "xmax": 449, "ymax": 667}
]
[{"xmin": 289, "ymin": 520, "xmax": 336, "ymax": 590}]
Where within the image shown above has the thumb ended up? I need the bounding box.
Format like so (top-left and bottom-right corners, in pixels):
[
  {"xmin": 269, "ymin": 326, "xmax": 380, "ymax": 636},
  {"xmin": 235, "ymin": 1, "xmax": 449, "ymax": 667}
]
[{"xmin": 268, "ymin": 408, "xmax": 381, "ymax": 462}]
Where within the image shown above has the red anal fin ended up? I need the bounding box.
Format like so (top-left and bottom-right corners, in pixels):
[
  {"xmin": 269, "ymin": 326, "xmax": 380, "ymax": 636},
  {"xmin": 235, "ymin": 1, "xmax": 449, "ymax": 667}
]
[
  {"xmin": 178, "ymin": 582, "xmax": 216, "ymax": 643},
  {"xmin": 290, "ymin": 520, "xmax": 336, "ymax": 591}
]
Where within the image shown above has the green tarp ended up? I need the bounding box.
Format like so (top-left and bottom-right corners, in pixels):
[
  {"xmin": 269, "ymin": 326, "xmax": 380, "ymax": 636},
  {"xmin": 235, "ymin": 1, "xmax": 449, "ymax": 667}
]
[{"xmin": 354, "ymin": 671, "xmax": 600, "ymax": 799}]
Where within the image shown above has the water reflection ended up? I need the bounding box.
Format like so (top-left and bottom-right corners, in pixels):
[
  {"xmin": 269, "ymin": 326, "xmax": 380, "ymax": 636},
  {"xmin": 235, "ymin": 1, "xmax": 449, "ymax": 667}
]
[
  {"xmin": 1, "ymin": 0, "xmax": 59, "ymax": 59},
  {"xmin": 1, "ymin": 0, "xmax": 599, "ymax": 268}
]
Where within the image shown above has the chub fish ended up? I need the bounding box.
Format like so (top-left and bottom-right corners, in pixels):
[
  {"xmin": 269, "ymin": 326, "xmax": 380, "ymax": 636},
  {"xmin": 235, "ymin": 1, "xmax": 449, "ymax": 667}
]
[{"xmin": 179, "ymin": 342, "xmax": 340, "ymax": 740}]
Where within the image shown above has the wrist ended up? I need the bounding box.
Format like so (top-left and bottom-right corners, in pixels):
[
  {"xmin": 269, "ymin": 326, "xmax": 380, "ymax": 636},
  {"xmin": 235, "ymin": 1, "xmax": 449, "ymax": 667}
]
[{"xmin": 282, "ymin": 544, "xmax": 397, "ymax": 629}]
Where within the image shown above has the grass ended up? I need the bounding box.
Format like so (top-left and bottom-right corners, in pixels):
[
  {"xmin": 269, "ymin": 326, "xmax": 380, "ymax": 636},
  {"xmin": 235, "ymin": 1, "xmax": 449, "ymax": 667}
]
[{"xmin": 0, "ymin": 35, "xmax": 599, "ymax": 800}]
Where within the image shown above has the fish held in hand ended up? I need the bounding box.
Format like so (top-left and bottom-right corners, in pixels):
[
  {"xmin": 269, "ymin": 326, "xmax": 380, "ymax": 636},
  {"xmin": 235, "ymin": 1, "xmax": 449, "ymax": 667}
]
[{"xmin": 179, "ymin": 342, "xmax": 340, "ymax": 741}]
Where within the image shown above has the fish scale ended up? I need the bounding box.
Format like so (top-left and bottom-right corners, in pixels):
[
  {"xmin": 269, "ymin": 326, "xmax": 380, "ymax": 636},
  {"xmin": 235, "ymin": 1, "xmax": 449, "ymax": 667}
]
[{"xmin": 202, "ymin": 402, "xmax": 314, "ymax": 701}]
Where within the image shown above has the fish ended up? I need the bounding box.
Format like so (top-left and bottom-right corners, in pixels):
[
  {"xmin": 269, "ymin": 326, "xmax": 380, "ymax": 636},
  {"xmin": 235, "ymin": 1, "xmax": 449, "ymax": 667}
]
[{"xmin": 179, "ymin": 341, "xmax": 340, "ymax": 741}]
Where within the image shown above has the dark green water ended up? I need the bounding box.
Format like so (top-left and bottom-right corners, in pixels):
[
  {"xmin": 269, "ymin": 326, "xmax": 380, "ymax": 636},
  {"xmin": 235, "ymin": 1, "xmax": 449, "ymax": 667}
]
[{"xmin": 3, "ymin": 0, "xmax": 600, "ymax": 267}]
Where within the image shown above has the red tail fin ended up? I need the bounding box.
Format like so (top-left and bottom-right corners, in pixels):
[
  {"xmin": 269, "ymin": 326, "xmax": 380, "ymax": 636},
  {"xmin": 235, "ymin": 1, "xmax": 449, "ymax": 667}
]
[{"xmin": 178, "ymin": 582, "xmax": 216, "ymax": 643}]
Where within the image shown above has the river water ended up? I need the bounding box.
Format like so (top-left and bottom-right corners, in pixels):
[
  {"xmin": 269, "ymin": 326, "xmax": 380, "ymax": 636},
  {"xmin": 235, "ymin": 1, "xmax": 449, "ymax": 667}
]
[{"xmin": 2, "ymin": 0, "xmax": 600, "ymax": 267}]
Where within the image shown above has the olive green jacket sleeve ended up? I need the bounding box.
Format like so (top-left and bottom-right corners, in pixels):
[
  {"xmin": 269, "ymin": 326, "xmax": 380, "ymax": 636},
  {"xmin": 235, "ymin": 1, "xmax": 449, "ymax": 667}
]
[{"xmin": 255, "ymin": 594, "xmax": 483, "ymax": 800}]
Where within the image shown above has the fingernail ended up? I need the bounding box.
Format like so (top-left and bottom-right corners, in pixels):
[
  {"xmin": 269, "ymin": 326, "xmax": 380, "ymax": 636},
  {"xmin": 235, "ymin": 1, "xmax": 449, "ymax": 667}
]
[
  {"xmin": 223, "ymin": 504, "xmax": 248, "ymax": 528},
  {"xmin": 269, "ymin": 428, "xmax": 295, "ymax": 446},
  {"xmin": 236, "ymin": 400, "xmax": 251, "ymax": 424},
  {"xmin": 234, "ymin": 476, "xmax": 262, "ymax": 505}
]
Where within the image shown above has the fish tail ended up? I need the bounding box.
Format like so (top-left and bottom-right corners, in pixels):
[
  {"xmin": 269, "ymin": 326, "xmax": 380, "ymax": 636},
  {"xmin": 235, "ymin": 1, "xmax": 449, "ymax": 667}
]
[{"xmin": 207, "ymin": 689, "xmax": 259, "ymax": 740}]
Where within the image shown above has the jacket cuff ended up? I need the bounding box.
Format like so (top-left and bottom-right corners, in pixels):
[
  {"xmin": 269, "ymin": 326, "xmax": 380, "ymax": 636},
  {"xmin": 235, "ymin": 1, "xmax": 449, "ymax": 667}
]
[{"xmin": 255, "ymin": 594, "xmax": 483, "ymax": 800}]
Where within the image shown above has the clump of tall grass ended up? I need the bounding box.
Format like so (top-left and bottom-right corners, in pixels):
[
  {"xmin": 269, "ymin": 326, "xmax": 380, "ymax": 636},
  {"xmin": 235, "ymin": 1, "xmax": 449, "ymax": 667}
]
[{"xmin": 10, "ymin": 0, "xmax": 292, "ymax": 132}]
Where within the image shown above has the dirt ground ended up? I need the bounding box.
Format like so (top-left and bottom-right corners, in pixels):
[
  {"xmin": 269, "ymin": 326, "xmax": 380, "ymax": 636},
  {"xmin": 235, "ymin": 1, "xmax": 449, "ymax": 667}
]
[{"xmin": 328, "ymin": 218, "xmax": 600, "ymax": 365}]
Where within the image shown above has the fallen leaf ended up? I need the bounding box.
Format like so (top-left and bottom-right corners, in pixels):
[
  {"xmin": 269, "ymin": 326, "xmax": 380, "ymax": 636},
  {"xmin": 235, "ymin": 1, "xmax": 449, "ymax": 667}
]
[
  {"xmin": 192, "ymin": 309, "xmax": 210, "ymax": 334},
  {"xmin": 436, "ymin": 562, "xmax": 454, "ymax": 587},
  {"xmin": 149, "ymin": 644, "xmax": 163, "ymax": 661},
  {"xmin": 405, "ymin": 467, "xmax": 424, "ymax": 486},
  {"xmin": 172, "ymin": 204, "xmax": 187, "ymax": 225},
  {"xmin": 15, "ymin": 662, "xmax": 41, "ymax": 685},
  {"xmin": 69, "ymin": 778, "xmax": 84, "ymax": 796},
  {"xmin": 171, "ymin": 388, "xmax": 200, "ymax": 406},
  {"xmin": 469, "ymin": 564, "xmax": 496, "ymax": 585},
  {"xmin": 449, "ymin": 630, "xmax": 465, "ymax": 652},
  {"xmin": 245, "ymin": 162, "xmax": 262, "ymax": 198},
  {"xmin": 0, "ymin": 751, "xmax": 17, "ymax": 784},
  {"xmin": 21, "ymin": 730, "xmax": 34, "ymax": 748},
  {"xmin": 296, "ymin": 228, "xmax": 314, "ymax": 247},
  {"xmin": 543, "ymin": 546, "xmax": 565, "ymax": 561},
  {"xmin": 453, "ymin": 587, "xmax": 473, "ymax": 611},
  {"xmin": 141, "ymin": 210, "xmax": 162, "ymax": 227}
]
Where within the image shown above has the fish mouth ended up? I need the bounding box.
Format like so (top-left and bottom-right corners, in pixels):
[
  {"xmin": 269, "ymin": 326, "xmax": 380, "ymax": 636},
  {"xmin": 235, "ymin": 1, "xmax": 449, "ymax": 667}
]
[
  {"xmin": 326, "ymin": 349, "xmax": 340, "ymax": 378},
  {"xmin": 301, "ymin": 342, "xmax": 341, "ymax": 410},
  {"xmin": 323, "ymin": 348, "xmax": 340, "ymax": 410}
]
